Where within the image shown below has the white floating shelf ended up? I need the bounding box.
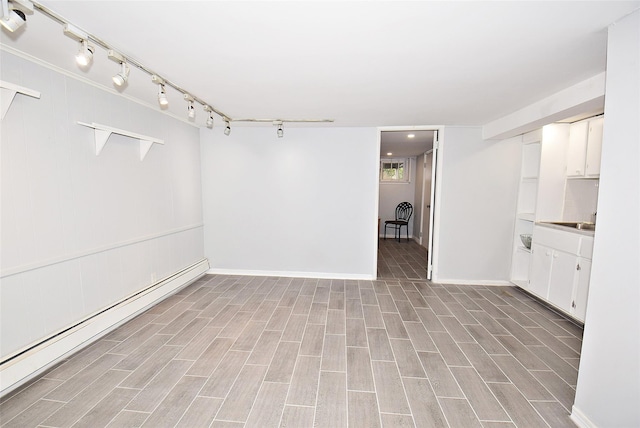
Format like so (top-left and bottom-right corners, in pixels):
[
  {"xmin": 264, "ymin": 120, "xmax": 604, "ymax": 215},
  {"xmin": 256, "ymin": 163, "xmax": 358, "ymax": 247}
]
[
  {"xmin": 0, "ymin": 80, "xmax": 41, "ymax": 120},
  {"xmin": 77, "ymin": 122, "xmax": 164, "ymax": 161}
]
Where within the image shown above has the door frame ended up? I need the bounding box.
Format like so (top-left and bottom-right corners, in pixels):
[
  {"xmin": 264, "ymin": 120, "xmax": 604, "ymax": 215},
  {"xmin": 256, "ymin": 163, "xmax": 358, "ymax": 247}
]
[{"xmin": 376, "ymin": 125, "xmax": 444, "ymax": 280}]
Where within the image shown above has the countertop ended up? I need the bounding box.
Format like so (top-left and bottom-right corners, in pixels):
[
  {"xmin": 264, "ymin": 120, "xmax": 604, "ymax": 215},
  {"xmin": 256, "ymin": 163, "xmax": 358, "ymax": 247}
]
[{"xmin": 535, "ymin": 221, "xmax": 595, "ymax": 237}]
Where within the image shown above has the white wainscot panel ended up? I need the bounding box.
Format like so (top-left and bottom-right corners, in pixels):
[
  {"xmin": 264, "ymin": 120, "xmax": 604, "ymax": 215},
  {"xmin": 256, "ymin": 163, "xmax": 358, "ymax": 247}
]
[{"xmin": 0, "ymin": 275, "xmax": 33, "ymax": 357}]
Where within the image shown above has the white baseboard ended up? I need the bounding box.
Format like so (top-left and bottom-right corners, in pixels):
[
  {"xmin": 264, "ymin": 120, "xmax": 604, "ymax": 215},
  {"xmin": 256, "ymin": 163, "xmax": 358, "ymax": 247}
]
[
  {"xmin": 207, "ymin": 268, "xmax": 375, "ymax": 280},
  {"xmin": 571, "ymin": 405, "xmax": 597, "ymax": 428},
  {"xmin": 434, "ymin": 279, "xmax": 512, "ymax": 286},
  {"xmin": 0, "ymin": 259, "xmax": 209, "ymax": 397}
]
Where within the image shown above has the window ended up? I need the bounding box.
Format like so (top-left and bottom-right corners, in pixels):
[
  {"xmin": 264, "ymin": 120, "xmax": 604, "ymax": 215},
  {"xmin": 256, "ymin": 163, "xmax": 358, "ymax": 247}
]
[{"xmin": 380, "ymin": 158, "xmax": 409, "ymax": 182}]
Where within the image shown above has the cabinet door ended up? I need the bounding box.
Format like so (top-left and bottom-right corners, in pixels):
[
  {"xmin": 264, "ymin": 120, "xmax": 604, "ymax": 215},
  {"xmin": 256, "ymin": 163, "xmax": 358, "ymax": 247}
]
[
  {"xmin": 547, "ymin": 251, "xmax": 579, "ymax": 313},
  {"xmin": 567, "ymin": 121, "xmax": 588, "ymax": 177},
  {"xmin": 529, "ymin": 244, "xmax": 552, "ymax": 298},
  {"xmin": 585, "ymin": 117, "xmax": 603, "ymax": 177},
  {"xmin": 572, "ymin": 258, "xmax": 592, "ymax": 321}
]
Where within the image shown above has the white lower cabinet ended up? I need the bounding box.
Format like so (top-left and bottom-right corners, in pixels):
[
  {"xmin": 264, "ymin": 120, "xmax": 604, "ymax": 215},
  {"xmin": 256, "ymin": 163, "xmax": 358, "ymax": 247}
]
[
  {"xmin": 527, "ymin": 226, "xmax": 593, "ymax": 322},
  {"xmin": 529, "ymin": 243, "xmax": 552, "ymax": 298},
  {"xmin": 573, "ymin": 258, "xmax": 592, "ymax": 321},
  {"xmin": 547, "ymin": 250, "xmax": 580, "ymax": 314}
]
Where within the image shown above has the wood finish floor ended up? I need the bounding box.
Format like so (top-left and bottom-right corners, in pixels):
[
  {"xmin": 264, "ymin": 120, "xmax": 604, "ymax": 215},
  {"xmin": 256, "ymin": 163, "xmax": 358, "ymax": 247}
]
[
  {"xmin": 378, "ymin": 237, "xmax": 428, "ymax": 280},
  {"xmin": 0, "ymin": 275, "xmax": 582, "ymax": 427}
]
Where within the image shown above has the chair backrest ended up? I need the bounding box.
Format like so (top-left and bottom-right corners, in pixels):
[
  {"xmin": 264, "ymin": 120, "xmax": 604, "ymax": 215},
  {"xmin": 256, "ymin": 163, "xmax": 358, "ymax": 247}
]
[{"xmin": 395, "ymin": 202, "xmax": 413, "ymax": 222}]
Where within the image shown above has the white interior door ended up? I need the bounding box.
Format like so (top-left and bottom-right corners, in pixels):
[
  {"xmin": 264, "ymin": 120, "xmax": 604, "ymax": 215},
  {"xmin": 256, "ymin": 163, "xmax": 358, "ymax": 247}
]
[
  {"xmin": 422, "ymin": 151, "xmax": 433, "ymax": 250},
  {"xmin": 427, "ymin": 131, "xmax": 438, "ymax": 279}
]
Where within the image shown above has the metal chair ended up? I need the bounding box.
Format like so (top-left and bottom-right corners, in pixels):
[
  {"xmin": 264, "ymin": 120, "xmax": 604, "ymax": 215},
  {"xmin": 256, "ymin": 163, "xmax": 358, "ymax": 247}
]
[{"xmin": 384, "ymin": 202, "xmax": 413, "ymax": 242}]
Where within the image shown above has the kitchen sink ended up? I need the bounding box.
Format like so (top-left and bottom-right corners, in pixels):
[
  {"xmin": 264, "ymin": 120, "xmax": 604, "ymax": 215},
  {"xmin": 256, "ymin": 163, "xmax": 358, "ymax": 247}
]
[{"xmin": 548, "ymin": 221, "xmax": 596, "ymax": 230}]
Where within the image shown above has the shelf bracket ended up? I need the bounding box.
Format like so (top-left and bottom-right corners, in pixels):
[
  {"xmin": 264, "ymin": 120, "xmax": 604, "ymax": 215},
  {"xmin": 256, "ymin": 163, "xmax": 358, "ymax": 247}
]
[
  {"xmin": 0, "ymin": 80, "xmax": 41, "ymax": 120},
  {"xmin": 77, "ymin": 122, "xmax": 164, "ymax": 161}
]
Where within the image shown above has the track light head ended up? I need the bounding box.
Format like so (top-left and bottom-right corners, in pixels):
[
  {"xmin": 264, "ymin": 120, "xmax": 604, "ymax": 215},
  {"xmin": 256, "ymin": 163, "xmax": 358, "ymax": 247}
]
[
  {"xmin": 203, "ymin": 105, "xmax": 214, "ymax": 128},
  {"xmin": 112, "ymin": 62, "xmax": 130, "ymax": 86},
  {"xmin": 183, "ymin": 94, "xmax": 195, "ymax": 119},
  {"xmin": 157, "ymin": 84, "xmax": 168, "ymax": 106},
  {"xmin": 75, "ymin": 39, "xmax": 94, "ymax": 67},
  {"xmin": 273, "ymin": 120, "xmax": 284, "ymax": 138},
  {"xmin": 224, "ymin": 120, "xmax": 231, "ymax": 136},
  {"xmin": 0, "ymin": 8, "xmax": 25, "ymax": 32},
  {"xmin": 1, "ymin": 0, "xmax": 31, "ymax": 32}
]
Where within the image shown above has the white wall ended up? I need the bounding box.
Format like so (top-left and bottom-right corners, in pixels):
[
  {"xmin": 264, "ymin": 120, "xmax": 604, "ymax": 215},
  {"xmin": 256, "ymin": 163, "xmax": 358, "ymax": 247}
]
[
  {"xmin": 201, "ymin": 126, "xmax": 379, "ymax": 279},
  {"xmin": 572, "ymin": 10, "xmax": 640, "ymax": 428},
  {"xmin": 0, "ymin": 51, "xmax": 205, "ymax": 361},
  {"xmin": 434, "ymin": 127, "xmax": 520, "ymax": 284},
  {"xmin": 379, "ymin": 157, "xmax": 416, "ymax": 238}
]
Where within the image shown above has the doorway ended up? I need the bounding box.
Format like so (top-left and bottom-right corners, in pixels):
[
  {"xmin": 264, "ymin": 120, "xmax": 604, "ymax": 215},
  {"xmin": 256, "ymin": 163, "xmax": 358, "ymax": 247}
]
[{"xmin": 377, "ymin": 127, "xmax": 440, "ymax": 280}]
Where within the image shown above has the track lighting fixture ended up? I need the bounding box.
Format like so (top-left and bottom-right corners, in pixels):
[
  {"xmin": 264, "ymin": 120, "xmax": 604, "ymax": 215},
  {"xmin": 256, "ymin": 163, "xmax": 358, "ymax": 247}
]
[
  {"xmin": 204, "ymin": 106, "xmax": 214, "ymax": 128},
  {"xmin": 274, "ymin": 121, "xmax": 284, "ymax": 138},
  {"xmin": 75, "ymin": 39, "xmax": 94, "ymax": 67},
  {"xmin": 184, "ymin": 94, "xmax": 195, "ymax": 119},
  {"xmin": 108, "ymin": 50, "xmax": 129, "ymax": 87},
  {"xmin": 224, "ymin": 120, "xmax": 231, "ymax": 136},
  {"xmin": 1, "ymin": 0, "xmax": 29, "ymax": 32},
  {"xmin": 158, "ymin": 84, "xmax": 168, "ymax": 106},
  {"xmin": 152, "ymin": 75, "xmax": 169, "ymax": 107},
  {"xmin": 63, "ymin": 24, "xmax": 93, "ymax": 67},
  {"xmin": 112, "ymin": 61, "xmax": 129, "ymax": 86}
]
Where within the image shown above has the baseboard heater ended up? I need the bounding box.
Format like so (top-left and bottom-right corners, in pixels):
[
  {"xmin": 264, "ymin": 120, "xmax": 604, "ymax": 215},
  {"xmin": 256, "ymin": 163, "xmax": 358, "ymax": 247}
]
[{"xmin": 0, "ymin": 258, "xmax": 209, "ymax": 397}]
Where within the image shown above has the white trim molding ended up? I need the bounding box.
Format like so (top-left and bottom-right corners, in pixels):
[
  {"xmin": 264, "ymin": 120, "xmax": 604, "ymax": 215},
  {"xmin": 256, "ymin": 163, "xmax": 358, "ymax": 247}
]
[
  {"xmin": 434, "ymin": 279, "xmax": 513, "ymax": 286},
  {"xmin": 207, "ymin": 268, "xmax": 375, "ymax": 281},
  {"xmin": 571, "ymin": 405, "xmax": 598, "ymax": 428}
]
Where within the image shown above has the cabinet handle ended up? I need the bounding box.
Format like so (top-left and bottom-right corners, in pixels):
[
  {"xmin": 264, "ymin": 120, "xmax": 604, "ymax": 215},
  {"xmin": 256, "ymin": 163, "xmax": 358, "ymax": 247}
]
[
  {"xmin": 577, "ymin": 264, "xmax": 581, "ymax": 271},
  {"xmin": 572, "ymin": 300, "xmax": 576, "ymax": 309},
  {"xmin": 553, "ymin": 253, "xmax": 558, "ymax": 258}
]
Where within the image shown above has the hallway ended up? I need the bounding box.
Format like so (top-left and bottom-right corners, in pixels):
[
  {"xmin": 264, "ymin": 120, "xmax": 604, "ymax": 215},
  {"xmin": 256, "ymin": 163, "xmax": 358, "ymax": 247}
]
[{"xmin": 377, "ymin": 238, "xmax": 428, "ymax": 280}]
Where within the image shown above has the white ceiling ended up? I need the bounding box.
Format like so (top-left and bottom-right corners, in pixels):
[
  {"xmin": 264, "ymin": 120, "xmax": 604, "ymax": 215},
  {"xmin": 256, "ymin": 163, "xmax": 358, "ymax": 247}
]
[
  {"xmin": 2, "ymin": 1, "xmax": 638, "ymax": 132},
  {"xmin": 380, "ymin": 131, "xmax": 434, "ymax": 158}
]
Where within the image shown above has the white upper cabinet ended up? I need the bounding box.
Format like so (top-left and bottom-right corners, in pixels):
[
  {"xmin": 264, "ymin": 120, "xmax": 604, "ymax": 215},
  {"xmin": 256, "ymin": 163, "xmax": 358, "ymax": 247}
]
[
  {"xmin": 567, "ymin": 116, "xmax": 604, "ymax": 178},
  {"xmin": 567, "ymin": 121, "xmax": 589, "ymax": 176},
  {"xmin": 585, "ymin": 117, "xmax": 604, "ymax": 176}
]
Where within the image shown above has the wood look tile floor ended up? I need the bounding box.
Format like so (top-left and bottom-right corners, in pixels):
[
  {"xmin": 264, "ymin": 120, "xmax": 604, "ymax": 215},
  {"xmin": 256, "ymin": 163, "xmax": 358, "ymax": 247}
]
[
  {"xmin": 0, "ymin": 275, "xmax": 583, "ymax": 427},
  {"xmin": 378, "ymin": 238, "xmax": 428, "ymax": 280}
]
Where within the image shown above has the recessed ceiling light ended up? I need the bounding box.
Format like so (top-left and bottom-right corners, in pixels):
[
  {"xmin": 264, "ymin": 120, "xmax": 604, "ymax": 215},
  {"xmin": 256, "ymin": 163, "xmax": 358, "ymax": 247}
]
[
  {"xmin": 387, "ymin": 152, "xmax": 393, "ymax": 156},
  {"xmin": 407, "ymin": 134, "xmax": 415, "ymax": 139}
]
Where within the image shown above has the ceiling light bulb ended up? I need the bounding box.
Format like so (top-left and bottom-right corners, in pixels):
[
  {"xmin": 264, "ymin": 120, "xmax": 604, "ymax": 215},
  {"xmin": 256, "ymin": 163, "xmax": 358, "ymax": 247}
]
[
  {"xmin": 277, "ymin": 124, "xmax": 284, "ymax": 138},
  {"xmin": 157, "ymin": 84, "xmax": 168, "ymax": 106},
  {"xmin": 75, "ymin": 39, "xmax": 94, "ymax": 67},
  {"xmin": 112, "ymin": 62, "xmax": 129, "ymax": 86},
  {"xmin": 206, "ymin": 112, "xmax": 214, "ymax": 128},
  {"xmin": 387, "ymin": 152, "xmax": 393, "ymax": 156},
  {"xmin": 187, "ymin": 101, "xmax": 195, "ymax": 119},
  {"xmin": 0, "ymin": 8, "xmax": 26, "ymax": 32},
  {"xmin": 407, "ymin": 134, "xmax": 415, "ymax": 139},
  {"xmin": 224, "ymin": 121, "xmax": 231, "ymax": 136}
]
